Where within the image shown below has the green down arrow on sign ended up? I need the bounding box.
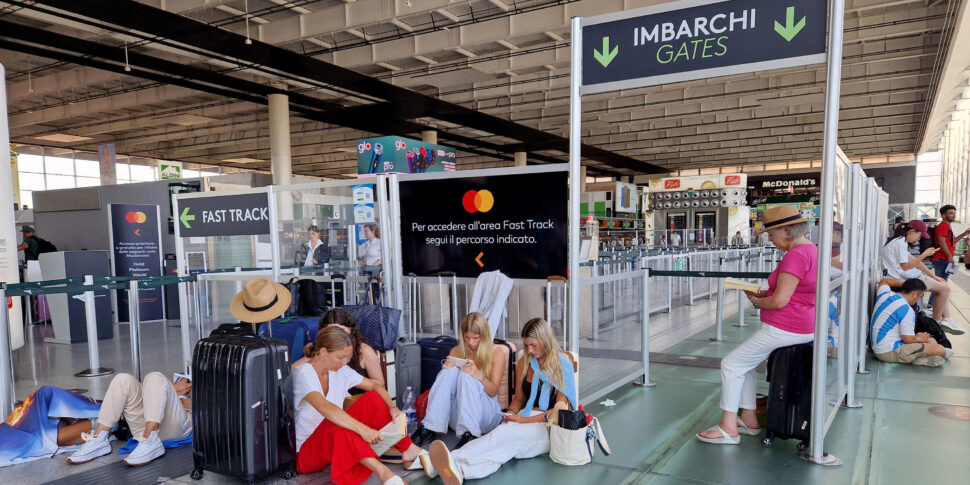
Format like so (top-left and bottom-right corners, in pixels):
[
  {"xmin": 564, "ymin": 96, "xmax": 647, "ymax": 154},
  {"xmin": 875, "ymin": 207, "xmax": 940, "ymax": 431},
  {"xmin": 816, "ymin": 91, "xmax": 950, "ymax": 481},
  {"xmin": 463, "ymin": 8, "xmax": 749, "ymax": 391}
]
[
  {"xmin": 180, "ymin": 207, "xmax": 195, "ymax": 229},
  {"xmin": 593, "ymin": 36, "xmax": 618, "ymax": 67},
  {"xmin": 774, "ymin": 6, "xmax": 806, "ymax": 42}
]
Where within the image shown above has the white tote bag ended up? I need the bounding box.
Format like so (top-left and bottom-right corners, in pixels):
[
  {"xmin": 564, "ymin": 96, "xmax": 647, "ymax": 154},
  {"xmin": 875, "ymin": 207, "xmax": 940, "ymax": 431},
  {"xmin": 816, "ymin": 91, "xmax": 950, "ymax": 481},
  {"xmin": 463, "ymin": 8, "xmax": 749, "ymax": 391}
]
[{"xmin": 549, "ymin": 417, "xmax": 611, "ymax": 466}]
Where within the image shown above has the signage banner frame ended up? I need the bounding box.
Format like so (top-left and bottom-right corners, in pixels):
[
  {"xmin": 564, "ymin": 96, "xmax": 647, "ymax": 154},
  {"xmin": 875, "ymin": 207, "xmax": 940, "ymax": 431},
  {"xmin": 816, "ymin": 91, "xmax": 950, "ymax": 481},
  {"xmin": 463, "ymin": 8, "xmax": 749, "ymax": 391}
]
[
  {"xmin": 108, "ymin": 203, "xmax": 165, "ymax": 322},
  {"xmin": 396, "ymin": 165, "xmax": 568, "ymax": 279},
  {"xmin": 580, "ymin": 0, "xmax": 827, "ymax": 94},
  {"xmin": 174, "ymin": 191, "xmax": 271, "ymax": 238}
]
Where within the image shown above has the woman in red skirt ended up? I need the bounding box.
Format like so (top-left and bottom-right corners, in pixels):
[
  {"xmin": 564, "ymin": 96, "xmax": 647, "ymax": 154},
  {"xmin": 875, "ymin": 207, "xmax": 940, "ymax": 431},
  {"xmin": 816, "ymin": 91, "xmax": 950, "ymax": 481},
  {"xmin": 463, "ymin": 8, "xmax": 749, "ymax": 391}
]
[{"xmin": 294, "ymin": 327, "xmax": 425, "ymax": 485}]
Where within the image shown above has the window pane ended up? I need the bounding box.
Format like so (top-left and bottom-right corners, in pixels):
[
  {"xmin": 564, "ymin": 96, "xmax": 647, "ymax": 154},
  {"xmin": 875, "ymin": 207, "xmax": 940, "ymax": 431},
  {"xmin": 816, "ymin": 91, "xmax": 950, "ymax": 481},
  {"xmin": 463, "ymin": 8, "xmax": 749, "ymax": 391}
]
[
  {"xmin": 116, "ymin": 163, "xmax": 130, "ymax": 180},
  {"xmin": 45, "ymin": 156, "xmax": 75, "ymax": 175},
  {"xmin": 76, "ymin": 176, "xmax": 100, "ymax": 187},
  {"xmin": 130, "ymin": 164, "xmax": 157, "ymax": 181},
  {"xmin": 46, "ymin": 174, "xmax": 76, "ymax": 190},
  {"xmin": 19, "ymin": 191, "xmax": 33, "ymax": 209},
  {"xmin": 917, "ymin": 175, "xmax": 941, "ymax": 189},
  {"xmin": 183, "ymin": 169, "xmax": 200, "ymax": 178},
  {"xmin": 915, "ymin": 190, "xmax": 939, "ymax": 204},
  {"xmin": 18, "ymin": 154, "xmax": 45, "ymax": 173},
  {"xmin": 200, "ymin": 171, "xmax": 219, "ymax": 178},
  {"xmin": 76, "ymin": 159, "xmax": 101, "ymax": 177},
  {"xmin": 19, "ymin": 172, "xmax": 46, "ymax": 191}
]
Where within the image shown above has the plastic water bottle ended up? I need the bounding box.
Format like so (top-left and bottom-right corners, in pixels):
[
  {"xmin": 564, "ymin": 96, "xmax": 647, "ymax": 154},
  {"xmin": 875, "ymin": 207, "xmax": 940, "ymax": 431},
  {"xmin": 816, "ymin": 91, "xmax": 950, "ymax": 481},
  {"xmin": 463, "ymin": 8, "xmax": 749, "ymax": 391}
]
[{"xmin": 402, "ymin": 386, "xmax": 418, "ymax": 435}]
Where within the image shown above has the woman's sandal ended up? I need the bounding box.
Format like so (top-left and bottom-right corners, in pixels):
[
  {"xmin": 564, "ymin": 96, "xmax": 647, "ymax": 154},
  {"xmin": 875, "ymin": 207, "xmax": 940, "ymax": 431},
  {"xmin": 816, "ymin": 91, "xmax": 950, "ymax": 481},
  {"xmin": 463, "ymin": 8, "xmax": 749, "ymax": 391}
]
[
  {"xmin": 695, "ymin": 425, "xmax": 741, "ymax": 445},
  {"xmin": 736, "ymin": 418, "xmax": 761, "ymax": 436}
]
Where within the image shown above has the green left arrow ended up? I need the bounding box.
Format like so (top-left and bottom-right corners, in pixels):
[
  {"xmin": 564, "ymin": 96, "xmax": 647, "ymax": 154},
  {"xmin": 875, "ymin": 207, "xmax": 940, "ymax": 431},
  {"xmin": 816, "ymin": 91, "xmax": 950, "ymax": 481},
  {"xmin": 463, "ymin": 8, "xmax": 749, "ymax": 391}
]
[
  {"xmin": 593, "ymin": 36, "xmax": 618, "ymax": 68},
  {"xmin": 180, "ymin": 207, "xmax": 195, "ymax": 229}
]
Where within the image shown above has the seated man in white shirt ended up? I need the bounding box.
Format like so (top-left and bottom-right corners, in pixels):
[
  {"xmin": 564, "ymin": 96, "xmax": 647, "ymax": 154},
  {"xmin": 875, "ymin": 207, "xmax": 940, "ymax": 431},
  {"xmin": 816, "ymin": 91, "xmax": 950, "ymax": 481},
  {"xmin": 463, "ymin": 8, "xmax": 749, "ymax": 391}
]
[{"xmin": 871, "ymin": 278, "xmax": 952, "ymax": 367}]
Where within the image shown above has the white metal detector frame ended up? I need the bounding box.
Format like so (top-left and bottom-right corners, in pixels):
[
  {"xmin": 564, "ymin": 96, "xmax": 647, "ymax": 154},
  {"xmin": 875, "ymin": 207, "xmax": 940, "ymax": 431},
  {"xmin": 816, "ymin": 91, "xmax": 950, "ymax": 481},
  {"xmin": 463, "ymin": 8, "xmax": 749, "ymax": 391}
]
[{"xmin": 568, "ymin": 0, "xmax": 847, "ymax": 465}]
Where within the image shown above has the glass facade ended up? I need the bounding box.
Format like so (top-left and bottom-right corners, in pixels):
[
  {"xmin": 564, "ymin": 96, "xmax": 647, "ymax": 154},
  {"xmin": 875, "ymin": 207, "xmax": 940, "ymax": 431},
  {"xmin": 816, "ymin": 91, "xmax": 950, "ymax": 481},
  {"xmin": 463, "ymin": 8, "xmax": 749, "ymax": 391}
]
[{"xmin": 14, "ymin": 144, "xmax": 226, "ymax": 209}]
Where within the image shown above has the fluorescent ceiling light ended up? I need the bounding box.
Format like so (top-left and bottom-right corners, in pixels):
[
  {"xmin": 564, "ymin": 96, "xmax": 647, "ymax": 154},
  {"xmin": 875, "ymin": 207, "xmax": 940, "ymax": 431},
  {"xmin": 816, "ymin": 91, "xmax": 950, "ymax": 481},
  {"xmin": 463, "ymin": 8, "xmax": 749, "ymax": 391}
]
[
  {"xmin": 222, "ymin": 157, "xmax": 264, "ymax": 164},
  {"xmin": 34, "ymin": 134, "xmax": 93, "ymax": 143}
]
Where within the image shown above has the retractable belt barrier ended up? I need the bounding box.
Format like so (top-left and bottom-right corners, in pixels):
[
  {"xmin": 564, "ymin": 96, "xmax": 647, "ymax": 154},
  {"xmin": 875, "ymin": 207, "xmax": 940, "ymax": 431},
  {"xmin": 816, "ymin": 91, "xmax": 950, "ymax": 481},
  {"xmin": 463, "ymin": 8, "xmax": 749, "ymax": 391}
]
[{"xmin": 0, "ymin": 274, "xmax": 200, "ymax": 418}]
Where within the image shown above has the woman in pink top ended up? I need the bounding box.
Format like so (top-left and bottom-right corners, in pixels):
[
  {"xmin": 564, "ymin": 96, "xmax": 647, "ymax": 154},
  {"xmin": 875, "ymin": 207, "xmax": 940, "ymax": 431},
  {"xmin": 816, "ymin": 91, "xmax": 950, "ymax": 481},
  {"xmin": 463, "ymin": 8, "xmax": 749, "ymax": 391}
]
[{"xmin": 697, "ymin": 206, "xmax": 818, "ymax": 445}]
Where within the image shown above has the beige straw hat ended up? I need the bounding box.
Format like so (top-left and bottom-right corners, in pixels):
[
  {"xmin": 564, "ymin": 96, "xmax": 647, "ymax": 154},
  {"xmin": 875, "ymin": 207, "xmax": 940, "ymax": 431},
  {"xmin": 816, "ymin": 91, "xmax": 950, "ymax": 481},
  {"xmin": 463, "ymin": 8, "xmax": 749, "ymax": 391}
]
[
  {"xmin": 760, "ymin": 206, "xmax": 809, "ymax": 233},
  {"xmin": 230, "ymin": 278, "xmax": 291, "ymax": 323}
]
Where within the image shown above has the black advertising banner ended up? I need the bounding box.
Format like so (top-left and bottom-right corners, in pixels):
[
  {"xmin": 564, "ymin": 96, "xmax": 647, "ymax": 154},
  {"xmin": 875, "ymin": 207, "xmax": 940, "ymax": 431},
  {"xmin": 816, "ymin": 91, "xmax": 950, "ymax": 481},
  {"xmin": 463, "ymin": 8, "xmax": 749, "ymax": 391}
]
[
  {"xmin": 177, "ymin": 192, "xmax": 270, "ymax": 237},
  {"xmin": 399, "ymin": 171, "xmax": 567, "ymax": 278},
  {"xmin": 109, "ymin": 204, "xmax": 164, "ymax": 322},
  {"xmin": 582, "ymin": 0, "xmax": 826, "ymax": 92}
]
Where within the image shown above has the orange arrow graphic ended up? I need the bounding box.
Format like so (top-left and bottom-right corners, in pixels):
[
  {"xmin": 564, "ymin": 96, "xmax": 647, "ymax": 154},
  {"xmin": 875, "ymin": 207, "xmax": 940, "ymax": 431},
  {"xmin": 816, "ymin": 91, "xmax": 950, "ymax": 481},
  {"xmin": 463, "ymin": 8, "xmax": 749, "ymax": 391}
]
[
  {"xmin": 134, "ymin": 229, "xmax": 141, "ymax": 237},
  {"xmin": 475, "ymin": 252, "xmax": 484, "ymax": 268}
]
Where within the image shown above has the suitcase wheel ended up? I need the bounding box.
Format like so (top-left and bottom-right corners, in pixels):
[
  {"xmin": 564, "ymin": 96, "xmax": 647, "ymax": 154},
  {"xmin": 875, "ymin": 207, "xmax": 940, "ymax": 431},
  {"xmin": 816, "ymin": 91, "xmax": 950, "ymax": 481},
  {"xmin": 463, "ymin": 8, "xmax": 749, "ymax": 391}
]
[
  {"xmin": 191, "ymin": 468, "xmax": 204, "ymax": 480},
  {"xmin": 283, "ymin": 464, "xmax": 296, "ymax": 480},
  {"xmin": 762, "ymin": 436, "xmax": 773, "ymax": 447}
]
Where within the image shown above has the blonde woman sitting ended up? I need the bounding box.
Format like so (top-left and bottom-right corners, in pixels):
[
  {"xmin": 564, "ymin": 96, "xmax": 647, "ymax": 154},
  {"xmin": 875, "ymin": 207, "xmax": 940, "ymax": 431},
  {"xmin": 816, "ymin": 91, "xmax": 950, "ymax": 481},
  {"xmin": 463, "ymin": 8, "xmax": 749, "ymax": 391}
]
[
  {"xmin": 426, "ymin": 318, "xmax": 577, "ymax": 484},
  {"xmin": 410, "ymin": 313, "xmax": 507, "ymax": 450}
]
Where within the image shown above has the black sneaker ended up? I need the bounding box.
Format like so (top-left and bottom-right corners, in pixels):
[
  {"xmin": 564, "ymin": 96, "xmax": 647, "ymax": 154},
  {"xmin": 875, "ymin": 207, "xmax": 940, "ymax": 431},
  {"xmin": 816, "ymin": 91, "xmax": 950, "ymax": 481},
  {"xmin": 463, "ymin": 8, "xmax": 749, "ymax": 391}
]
[
  {"xmin": 410, "ymin": 424, "xmax": 436, "ymax": 446},
  {"xmin": 454, "ymin": 431, "xmax": 476, "ymax": 450}
]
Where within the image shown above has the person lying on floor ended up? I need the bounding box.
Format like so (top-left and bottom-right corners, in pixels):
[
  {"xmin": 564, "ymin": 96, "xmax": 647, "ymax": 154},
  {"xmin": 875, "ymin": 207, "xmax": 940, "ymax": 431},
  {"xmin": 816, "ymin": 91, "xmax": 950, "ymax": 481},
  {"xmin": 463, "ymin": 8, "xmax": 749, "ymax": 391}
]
[
  {"xmin": 871, "ymin": 277, "xmax": 953, "ymax": 367},
  {"xmin": 410, "ymin": 312, "xmax": 507, "ymax": 450},
  {"xmin": 1, "ymin": 386, "xmax": 100, "ymax": 467},
  {"xmin": 292, "ymin": 308, "xmax": 386, "ymax": 392},
  {"xmin": 68, "ymin": 372, "xmax": 192, "ymax": 466},
  {"xmin": 425, "ymin": 318, "xmax": 577, "ymax": 485},
  {"xmin": 294, "ymin": 326, "xmax": 425, "ymax": 485}
]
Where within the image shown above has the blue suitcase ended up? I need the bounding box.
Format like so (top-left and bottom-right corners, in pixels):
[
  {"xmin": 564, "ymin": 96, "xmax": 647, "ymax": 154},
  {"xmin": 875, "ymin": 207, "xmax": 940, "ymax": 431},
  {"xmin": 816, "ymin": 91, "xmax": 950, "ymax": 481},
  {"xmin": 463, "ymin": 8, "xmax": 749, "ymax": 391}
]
[
  {"xmin": 258, "ymin": 317, "xmax": 316, "ymax": 363},
  {"xmin": 418, "ymin": 336, "xmax": 458, "ymax": 392}
]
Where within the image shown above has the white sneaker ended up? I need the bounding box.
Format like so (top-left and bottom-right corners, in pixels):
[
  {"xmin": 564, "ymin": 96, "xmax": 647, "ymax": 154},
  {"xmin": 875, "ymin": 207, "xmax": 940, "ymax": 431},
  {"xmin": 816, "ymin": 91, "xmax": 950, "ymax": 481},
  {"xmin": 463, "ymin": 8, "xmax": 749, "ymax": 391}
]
[
  {"xmin": 419, "ymin": 452, "xmax": 438, "ymax": 479},
  {"xmin": 429, "ymin": 440, "xmax": 463, "ymax": 485},
  {"xmin": 945, "ymin": 348, "xmax": 954, "ymax": 359},
  {"xmin": 939, "ymin": 318, "xmax": 966, "ymax": 335},
  {"xmin": 124, "ymin": 430, "xmax": 165, "ymax": 466},
  {"xmin": 913, "ymin": 356, "xmax": 945, "ymax": 367},
  {"xmin": 67, "ymin": 431, "xmax": 111, "ymax": 464}
]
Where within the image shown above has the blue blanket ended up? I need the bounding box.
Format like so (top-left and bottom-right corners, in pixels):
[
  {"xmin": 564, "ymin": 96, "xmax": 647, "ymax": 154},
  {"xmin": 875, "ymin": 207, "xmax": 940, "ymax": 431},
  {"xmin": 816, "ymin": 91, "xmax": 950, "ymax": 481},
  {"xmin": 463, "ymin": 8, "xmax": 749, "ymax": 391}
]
[
  {"xmin": 0, "ymin": 386, "xmax": 100, "ymax": 467},
  {"xmin": 117, "ymin": 434, "xmax": 193, "ymax": 455}
]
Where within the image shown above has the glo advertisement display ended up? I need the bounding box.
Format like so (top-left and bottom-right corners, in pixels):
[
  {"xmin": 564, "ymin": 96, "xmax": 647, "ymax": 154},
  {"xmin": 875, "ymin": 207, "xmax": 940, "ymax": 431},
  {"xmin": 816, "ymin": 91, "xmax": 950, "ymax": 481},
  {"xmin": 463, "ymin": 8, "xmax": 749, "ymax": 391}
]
[
  {"xmin": 399, "ymin": 171, "xmax": 567, "ymax": 278},
  {"xmin": 356, "ymin": 136, "xmax": 457, "ymax": 176}
]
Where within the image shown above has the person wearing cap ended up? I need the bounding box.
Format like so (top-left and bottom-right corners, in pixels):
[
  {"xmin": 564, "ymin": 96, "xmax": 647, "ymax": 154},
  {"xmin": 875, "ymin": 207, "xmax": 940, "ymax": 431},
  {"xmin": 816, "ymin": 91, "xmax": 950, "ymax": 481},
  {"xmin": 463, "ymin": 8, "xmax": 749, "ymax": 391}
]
[
  {"xmin": 697, "ymin": 206, "xmax": 817, "ymax": 445},
  {"xmin": 16, "ymin": 226, "xmax": 40, "ymax": 261},
  {"xmin": 883, "ymin": 220, "xmax": 962, "ymax": 334}
]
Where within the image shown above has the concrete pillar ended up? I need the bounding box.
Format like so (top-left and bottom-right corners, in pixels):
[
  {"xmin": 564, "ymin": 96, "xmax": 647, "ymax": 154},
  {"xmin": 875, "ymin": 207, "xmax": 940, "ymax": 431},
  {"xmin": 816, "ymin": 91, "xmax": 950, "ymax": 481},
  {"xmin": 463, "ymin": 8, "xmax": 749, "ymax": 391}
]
[
  {"xmin": 269, "ymin": 93, "xmax": 292, "ymax": 186},
  {"xmin": 421, "ymin": 131, "xmax": 437, "ymax": 144},
  {"xmin": 580, "ymin": 166, "xmax": 587, "ymax": 192},
  {"xmin": 514, "ymin": 152, "xmax": 527, "ymax": 167}
]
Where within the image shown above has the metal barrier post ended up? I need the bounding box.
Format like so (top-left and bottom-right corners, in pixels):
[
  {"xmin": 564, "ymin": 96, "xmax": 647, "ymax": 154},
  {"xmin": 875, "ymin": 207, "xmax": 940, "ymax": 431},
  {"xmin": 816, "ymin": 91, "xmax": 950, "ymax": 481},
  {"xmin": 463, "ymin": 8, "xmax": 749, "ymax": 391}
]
[
  {"xmin": 634, "ymin": 268, "xmax": 655, "ymax": 387},
  {"xmin": 76, "ymin": 275, "xmax": 113, "ymax": 377},
  {"xmin": 591, "ymin": 261, "xmax": 600, "ymax": 339},
  {"xmin": 0, "ymin": 284, "xmax": 15, "ymax": 418},
  {"xmin": 711, "ymin": 260, "xmax": 725, "ymax": 342},
  {"xmin": 734, "ymin": 254, "xmax": 747, "ymax": 327},
  {"xmin": 194, "ymin": 280, "xmax": 206, "ymax": 342},
  {"xmin": 708, "ymin": 252, "xmax": 714, "ymax": 299},
  {"xmin": 451, "ymin": 274, "xmax": 459, "ymax": 337},
  {"xmin": 687, "ymin": 253, "xmax": 695, "ymax": 305},
  {"xmin": 128, "ymin": 280, "xmax": 143, "ymax": 380},
  {"xmin": 437, "ymin": 274, "xmax": 445, "ymax": 335},
  {"xmin": 666, "ymin": 254, "xmax": 673, "ymax": 313}
]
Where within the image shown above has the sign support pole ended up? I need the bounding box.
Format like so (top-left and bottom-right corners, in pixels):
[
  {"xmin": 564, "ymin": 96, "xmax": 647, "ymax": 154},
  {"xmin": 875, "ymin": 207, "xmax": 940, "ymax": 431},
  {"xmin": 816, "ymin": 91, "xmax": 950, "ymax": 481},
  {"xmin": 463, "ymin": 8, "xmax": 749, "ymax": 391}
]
[
  {"xmin": 567, "ymin": 16, "xmax": 582, "ymax": 356},
  {"xmin": 805, "ymin": 0, "xmax": 845, "ymax": 467}
]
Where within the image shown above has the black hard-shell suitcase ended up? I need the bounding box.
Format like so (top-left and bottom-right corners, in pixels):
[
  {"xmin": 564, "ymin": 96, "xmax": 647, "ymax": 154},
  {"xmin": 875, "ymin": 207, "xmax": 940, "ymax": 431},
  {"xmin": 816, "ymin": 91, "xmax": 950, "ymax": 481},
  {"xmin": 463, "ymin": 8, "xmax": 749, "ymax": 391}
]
[
  {"xmin": 190, "ymin": 334, "xmax": 297, "ymax": 482},
  {"xmin": 419, "ymin": 336, "xmax": 458, "ymax": 392},
  {"xmin": 395, "ymin": 341, "xmax": 422, "ymax": 407},
  {"xmin": 762, "ymin": 342, "xmax": 813, "ymax": 447}
]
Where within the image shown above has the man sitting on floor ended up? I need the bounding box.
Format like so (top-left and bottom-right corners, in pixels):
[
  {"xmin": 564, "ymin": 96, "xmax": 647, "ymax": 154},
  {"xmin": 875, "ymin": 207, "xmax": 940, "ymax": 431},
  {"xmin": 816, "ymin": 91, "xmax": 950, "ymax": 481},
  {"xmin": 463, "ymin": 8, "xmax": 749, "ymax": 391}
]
[{"xmin": 871, "ymin": 277, "xmax": 953, "ymax": 367}]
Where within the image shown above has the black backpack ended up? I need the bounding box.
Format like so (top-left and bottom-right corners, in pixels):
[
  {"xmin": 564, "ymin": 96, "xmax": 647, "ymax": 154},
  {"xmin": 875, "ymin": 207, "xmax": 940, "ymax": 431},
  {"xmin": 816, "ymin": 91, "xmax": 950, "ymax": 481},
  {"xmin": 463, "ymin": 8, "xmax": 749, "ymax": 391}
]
[
  {"xmin": 913, "ymin": 310, "xmax": 951, "ymax": 349},
  {"xmin": 36, "ymin": 237, "xmax": 57, "ymax": 254}
]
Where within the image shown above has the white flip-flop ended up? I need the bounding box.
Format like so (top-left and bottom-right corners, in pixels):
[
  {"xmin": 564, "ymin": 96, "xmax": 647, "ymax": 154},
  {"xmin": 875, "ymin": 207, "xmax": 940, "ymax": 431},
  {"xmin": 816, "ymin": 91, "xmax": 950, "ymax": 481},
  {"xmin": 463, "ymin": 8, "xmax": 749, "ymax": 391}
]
[
  {"xmin": 737, "ymin": 419, "xmax": 762, "ymax": 436},
  {"xmin": 696, "ymin": 425, "xmax": 740, "ymax": 445}
]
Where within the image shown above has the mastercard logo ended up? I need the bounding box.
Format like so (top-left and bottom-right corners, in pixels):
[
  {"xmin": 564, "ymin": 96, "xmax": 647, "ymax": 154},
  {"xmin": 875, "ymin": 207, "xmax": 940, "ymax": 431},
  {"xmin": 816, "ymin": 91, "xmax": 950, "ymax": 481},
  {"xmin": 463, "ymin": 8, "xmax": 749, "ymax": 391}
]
[
  {"xmin": 125, "ymin": 211, "xmax": 147, "ymax": 224},
  {"xmin": 462, "ymin": 190, "xmax": 494, "ymax": 213}
]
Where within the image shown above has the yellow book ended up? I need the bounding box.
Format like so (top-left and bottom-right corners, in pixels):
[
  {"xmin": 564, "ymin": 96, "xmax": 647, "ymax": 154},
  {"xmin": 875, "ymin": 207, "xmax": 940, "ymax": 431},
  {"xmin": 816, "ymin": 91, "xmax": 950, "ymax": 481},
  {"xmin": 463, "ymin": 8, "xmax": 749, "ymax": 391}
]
[{"xmin": 723, "ymin": 278, "xmax": 761, "ymax": 293}]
